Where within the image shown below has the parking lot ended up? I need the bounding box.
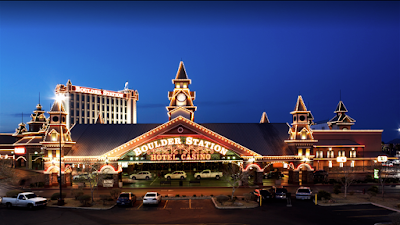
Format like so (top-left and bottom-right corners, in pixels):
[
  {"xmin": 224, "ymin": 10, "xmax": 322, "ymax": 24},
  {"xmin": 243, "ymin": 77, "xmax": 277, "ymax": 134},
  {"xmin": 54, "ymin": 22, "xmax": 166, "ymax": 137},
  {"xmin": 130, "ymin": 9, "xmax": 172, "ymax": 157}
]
[{"xmin": 123, "ymin": 199, "xmax": 211, "ymax": 211}]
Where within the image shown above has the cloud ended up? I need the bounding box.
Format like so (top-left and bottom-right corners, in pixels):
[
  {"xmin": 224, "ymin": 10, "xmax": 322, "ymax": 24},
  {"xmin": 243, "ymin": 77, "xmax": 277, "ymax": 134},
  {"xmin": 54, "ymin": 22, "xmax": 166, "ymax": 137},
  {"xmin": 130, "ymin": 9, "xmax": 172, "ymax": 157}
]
[{"xmin": 196, "ymin": 100, "xmax": 244, "ymax": 106}]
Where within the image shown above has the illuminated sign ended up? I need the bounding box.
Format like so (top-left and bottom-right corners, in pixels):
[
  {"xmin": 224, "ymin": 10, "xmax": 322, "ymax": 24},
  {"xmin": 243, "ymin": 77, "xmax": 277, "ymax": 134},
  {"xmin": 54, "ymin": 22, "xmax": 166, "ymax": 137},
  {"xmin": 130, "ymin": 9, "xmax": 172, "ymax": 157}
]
[
  {"xmin": 374, "ymin": 169, "xmax": 379, "ymax": 179},
  {"xmin": 336, "ymin": 156, "xmax": 347, "ymax": 163},
  {"xmin": 14, "ymin": 147, "xmax": 25, "ymax": 154},
  {"xmin": 377, "ymin": 156, "xmax": 388, "ymax": 163},
  {"xmin": 133, "ymin": 137, "xmax": 229, "ymax": 156},
  {"xmin": 74, "ymin": 86, "xmax": 124, "ymax": 98}
]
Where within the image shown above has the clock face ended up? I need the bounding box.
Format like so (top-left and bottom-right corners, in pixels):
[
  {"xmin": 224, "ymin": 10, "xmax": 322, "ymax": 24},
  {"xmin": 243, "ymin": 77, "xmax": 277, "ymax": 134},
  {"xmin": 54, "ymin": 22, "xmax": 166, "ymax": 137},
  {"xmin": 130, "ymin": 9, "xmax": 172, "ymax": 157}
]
[{"xmin": 177, "ymin": 93, "xmax": 187, "ymax": 102}]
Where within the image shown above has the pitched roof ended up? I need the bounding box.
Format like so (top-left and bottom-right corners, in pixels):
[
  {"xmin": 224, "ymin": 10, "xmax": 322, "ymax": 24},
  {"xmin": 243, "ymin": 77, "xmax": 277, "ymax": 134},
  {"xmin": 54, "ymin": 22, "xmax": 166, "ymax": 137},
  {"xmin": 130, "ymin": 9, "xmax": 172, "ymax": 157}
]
[
  {"xmin": 68, "ymin": 123, "xmax": 292, "ymax": 157},
  {"xmin": 50, "ymin": 100, "xmax": 65, "ymax": 112},
  {"xmin": 175, "ymin": 61, "xmax": 189, "ymax": 80},
  {"xmin": 334, "ymin": 101, "xmax": 348, "ymax": 113},
  {"xmin": 0, "ymin": 134, "xmax": 18, "ymax": 144},
  {"xmin": 293, "ymin": 95, "xmax": 308, "ymax": 112},
  {"xmin": 260, "ymin": 112, "xmax": 270, "ymax": 123}
]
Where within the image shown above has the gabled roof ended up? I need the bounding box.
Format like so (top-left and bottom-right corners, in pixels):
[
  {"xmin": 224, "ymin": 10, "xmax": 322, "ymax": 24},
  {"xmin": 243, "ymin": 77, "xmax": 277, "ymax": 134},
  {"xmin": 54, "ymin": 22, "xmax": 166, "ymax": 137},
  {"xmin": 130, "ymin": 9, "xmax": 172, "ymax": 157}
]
[
  {"xmin": 260, "ymin": 112, "xmax": 270, "ymax": 123},
  {"xmin": 175, "ymin": 61, "xmax": 189, "ymax": 80},
  {"xmin": 334, "ymin": 101, "xmax": 348, "ymax": 113},
  {"xmin": 68, "ymin": 119, "xmax": 292, "ymax": 157},
  {"xmin": 291, "ymin": 95, "xmax": 310, "ymax": 113}
]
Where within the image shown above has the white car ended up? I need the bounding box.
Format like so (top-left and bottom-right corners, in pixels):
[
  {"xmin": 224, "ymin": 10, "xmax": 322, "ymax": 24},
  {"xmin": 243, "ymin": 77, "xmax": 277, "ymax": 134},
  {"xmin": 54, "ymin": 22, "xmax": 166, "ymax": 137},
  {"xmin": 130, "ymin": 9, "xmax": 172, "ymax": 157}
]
[
  {"xmin": 130, "ymin": 171, "xmax": 152, "ymax": 180},
  {"xmin": 73, "ymin": 173, "xmax": 90, "ymax": 180},
  {"xmin": 164, "ymin": 171, "xmax": 187, "ymax": 180},
  {"xmin": 296, "ymin": 187, "xmax": 312, "ymax": 200},
  {"xmin": 143, "ymin": 192, "xmax": 161, "ymax": 205}
]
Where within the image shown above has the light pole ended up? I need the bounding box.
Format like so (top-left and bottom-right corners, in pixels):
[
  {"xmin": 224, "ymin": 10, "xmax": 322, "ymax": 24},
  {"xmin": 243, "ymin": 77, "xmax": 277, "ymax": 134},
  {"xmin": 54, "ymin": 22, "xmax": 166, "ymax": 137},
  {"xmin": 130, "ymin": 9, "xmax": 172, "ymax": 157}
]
[{"xmin": 56, "ymin": 95, "xmax": 65, "ymax": 206}]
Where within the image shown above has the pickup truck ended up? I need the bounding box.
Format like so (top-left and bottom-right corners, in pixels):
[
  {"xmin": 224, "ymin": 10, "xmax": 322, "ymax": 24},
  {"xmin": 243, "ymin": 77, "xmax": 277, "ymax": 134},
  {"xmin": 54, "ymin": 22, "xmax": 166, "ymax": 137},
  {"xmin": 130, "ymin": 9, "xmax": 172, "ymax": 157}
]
[
  {"xmin": 1, "ymin": 192, "xmax": 47, "ymax": 209},
  {"xmin": 194, "ymin": 170, "xmax": 223, "ymax": 179}
]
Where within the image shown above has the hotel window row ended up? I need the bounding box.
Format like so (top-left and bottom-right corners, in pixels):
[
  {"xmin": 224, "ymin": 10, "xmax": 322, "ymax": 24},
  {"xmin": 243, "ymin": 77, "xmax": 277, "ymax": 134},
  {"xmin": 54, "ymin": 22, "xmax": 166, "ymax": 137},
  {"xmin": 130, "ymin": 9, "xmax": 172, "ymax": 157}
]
[{"xmin": 315, "ymin": 150, "xmax": 357, "ymax": 158}]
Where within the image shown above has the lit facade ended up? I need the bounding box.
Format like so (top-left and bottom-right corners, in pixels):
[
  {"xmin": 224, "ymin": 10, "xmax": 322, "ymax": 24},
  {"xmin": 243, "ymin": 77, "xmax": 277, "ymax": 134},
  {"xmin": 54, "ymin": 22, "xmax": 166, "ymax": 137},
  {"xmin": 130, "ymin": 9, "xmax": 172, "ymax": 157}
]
[
  {"xmin": 55, "ymin": 80, "xmax": 139, "ymax": 129},
  {"xmin": 0, "ymin": 61, "xmax": 390, "ymax": 187}
]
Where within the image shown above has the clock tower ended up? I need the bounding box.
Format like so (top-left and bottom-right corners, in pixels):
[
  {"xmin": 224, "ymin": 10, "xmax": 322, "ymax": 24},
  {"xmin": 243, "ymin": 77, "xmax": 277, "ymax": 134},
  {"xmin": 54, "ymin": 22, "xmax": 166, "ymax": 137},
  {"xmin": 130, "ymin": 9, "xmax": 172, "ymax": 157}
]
[{"xmin": 166, "ymin": 61, "xmax": 197, "ymax": 121}]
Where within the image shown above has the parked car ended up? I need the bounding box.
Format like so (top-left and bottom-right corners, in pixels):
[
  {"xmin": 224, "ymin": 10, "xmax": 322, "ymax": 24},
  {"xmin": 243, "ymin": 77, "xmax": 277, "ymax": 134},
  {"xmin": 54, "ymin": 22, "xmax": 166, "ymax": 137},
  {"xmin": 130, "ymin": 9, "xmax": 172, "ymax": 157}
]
[
  {"xmin": 295, "ymin": 187, "xmax": 312, "ymax": 200},
  {"xmin": 252, "ymin": 189, "xmax": 272, "ymax": 202},
  {"xmin": 164, "ymin": 171, "xmax": 187, "ymax": 180},
  {"xmin": 143, "ymin": 192, "xmax": 161, "ymax": 205},
  {"xmin": 116, "ymin": 192, "xmax": 136, "ymax": 207},
  {"xmin": 383, "ymin": 161, "xmax": 394, "ymax": 167},
  {"xmin": 264, "ymin": 171, "xmax": 284, "ymax": 179},
  {"xmin": 272, "ymin": 187, "xmax": 287, "ymax": 199},
  {"xmin": 130, "ymin": 171, "xmax": 152, "ymax": 180},
  {"xmin": 194, "ymin": 170, "xmax": 223, "ymax": 179},
  {"xmin": 73, "ymin": 173, "xmax": 90, "ymax": 181},
  {"xmin": 1, "ymin": 192, "xmax": 47, "ymax": 209}
]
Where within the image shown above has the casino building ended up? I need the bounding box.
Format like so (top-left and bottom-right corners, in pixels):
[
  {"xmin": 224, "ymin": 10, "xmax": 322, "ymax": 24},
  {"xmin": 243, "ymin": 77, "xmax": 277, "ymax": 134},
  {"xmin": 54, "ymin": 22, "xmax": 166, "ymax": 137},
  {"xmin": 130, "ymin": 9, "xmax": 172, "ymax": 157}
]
[{"xmin": 0, "ymin": 61, "xmax": 387, "ymax": 187}]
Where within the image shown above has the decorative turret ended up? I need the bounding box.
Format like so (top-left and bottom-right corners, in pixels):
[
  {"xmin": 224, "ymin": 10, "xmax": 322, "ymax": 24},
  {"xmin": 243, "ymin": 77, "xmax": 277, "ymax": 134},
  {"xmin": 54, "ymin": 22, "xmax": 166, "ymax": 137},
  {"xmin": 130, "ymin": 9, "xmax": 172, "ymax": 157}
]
[
  {"xmin": 14, "ymin": 122, "xmax": 27, "ymax": 136},
  {"xmin": 27, "ymin": 103, "xmax": 48, "ymax": 133},
  {"xmin": 166, "ymin": 61, "xmax": 197, "ymax": 121},
  {"xmin": 285, "ymin": 95, "xmax": 317, "ymax": 158},
  {"xmin": 327, "ymin": 100, "xmax": 356, "ymax": 130},
  {"xmin": 43, "ymin": 99, "xmax": 72, "ymax": 144},
  {"xmin": 260, "ymin": 112, "xmax": 270, "ymax": 123},
  {"xmin": 288, "ymin": 95, "xmax": 315, "ymax": 140}
]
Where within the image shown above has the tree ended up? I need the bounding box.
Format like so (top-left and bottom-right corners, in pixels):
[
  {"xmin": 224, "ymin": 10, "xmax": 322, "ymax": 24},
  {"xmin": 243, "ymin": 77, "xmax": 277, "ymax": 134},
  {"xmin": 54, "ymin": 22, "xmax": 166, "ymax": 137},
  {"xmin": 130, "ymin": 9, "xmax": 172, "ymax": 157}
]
[
  {"xmin": 222, "ymin": 163, "xmax": 247, "ymax": 201},
  {"xmin": 337, "ymin": 165, "xmax": 355, "ymax": 199},
  {"xmin": 74, "ymin": 163, "xmax": 100, "ymax": 205}
]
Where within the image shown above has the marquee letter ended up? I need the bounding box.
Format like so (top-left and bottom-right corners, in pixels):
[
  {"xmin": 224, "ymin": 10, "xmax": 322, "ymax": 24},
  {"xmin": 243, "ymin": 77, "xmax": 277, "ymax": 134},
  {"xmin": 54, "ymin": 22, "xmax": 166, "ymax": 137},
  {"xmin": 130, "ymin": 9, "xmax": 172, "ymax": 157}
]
[
  {"xmin": 154, "ymin": 140, "xmax": 161, "ymax": 148},
  {"xmin": 214, "ymin": 145, "xmax": 221, "ymax": 152},
  {"xmin": 220, "ymin": 147, "xmax": 228, "ymax": 155},
  {"xmin": 134, "ymin": 148, "xmax": 141, "ymax": 156},
  {"xmin": 206, "ymin": 154, "xmax": 211, "ymax": 160},
  {"xmin": 204, "ymin": 141, "xmax": 211, "ymax": 148},
  {"xmin": 181, "ymin": 154, "xmax": 186, "ymax": 160},
  {"xmin": 193, "ymin": 139, "xmax": 199, "ymax": 146},
  {"xmin": 147, "ymin": 143, "xmax": 154, "ymax": 150},
  {"xmin": 174, "ymin": 138, "xmax": 182, "ymax": 145},
  {"xmin": 141, "ymin": 145, "xmax": 149, "ymax": 153},
  {"xmin": 186, "ymin": 137, "xmax": 193, "ymax": 145},
  {"xmin": 161, "ymin": 139, "xmax": 168, "ymax": 146},
  {"xmin": 198, "ymin": 140, "xmax": 204, "ymax": 147},
  {"xmin": 210, "ymin": 143, "xmax": 215, "ymax": 150}
]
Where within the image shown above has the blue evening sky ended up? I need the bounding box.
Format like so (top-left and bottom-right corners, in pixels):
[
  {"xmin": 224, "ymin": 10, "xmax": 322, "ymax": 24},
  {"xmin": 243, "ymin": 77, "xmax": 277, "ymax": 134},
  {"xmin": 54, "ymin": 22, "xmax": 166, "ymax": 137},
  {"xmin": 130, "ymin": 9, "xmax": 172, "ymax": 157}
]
[{"xmin": 0, "ymin": 1, "xmax": 399, "ymax": 142}]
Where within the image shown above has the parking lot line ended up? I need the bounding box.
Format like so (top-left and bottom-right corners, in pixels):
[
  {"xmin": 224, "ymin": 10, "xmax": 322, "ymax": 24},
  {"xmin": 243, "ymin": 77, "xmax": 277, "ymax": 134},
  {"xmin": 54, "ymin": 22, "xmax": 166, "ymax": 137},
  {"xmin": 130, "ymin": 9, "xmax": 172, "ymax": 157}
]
[
  {"xmin": 150, "ymin": 177, "xmax": 158, "ymax": 185},
  {"xmin": 137, "ymin": 202, "xmax": 143, "ymax": 210},
  {"xmin": 164, "ymin": 200, "xmax": 169, "ymax": 209}
]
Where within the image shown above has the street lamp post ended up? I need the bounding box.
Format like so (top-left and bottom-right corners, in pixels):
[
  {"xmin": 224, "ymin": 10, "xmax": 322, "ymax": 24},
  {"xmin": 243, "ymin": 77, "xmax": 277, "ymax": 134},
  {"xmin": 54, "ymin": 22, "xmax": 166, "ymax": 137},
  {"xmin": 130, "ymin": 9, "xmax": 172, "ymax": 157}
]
[{"xmin": 56, "ymin": 95, "xmax": 65, "ymax": 206}]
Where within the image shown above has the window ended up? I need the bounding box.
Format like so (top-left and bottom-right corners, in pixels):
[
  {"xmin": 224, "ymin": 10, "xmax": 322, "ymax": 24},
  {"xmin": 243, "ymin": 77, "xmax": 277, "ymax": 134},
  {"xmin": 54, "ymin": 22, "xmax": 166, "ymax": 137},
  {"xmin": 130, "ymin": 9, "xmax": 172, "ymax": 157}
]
[
  {"xmin": 328, "ymin": 151, "xmax": 334, "ymax": 158},
  {"xmin": 92, "ymin": 104, "xmax": 94, "ymax": 110},
  {"xmin": 77, "ymin": 95, "xmax": 79, "ymax": 101},
  {"xmin": 87, "ymin": 96, "xmax": 90, "ymax": 101},
  {"xmin": 97, "ymin": 97, "xmax": 100, "ymax": 103},
  {"xmin": 320, "ymin": 151, "xmax": 324, "ymax": 158},
  {"xmin": 87, "ymin": 111, "xmax": 90, "ymax": 117},
  {"xmin": 298, "ymin": 149, "xmax": 303, "ymax": 156},
  {"xmin": 82, "ymin": 103, "xmax": 84, "ymax": 109},
  {"xmin": 329, "ymin": 161, "xmax": 332, "ymax": 168},
  {"xmin": 71, "ymin": 111, "xmax": 74, "ymax": 116},
  {"xmin": 306, "ymin": 149, "xmax": 310, "ymax": 157},
  {"xmin": 111, "ymin": 99, "xmax": 114, "ymax": 104},
  {"xmin": 76, "ymin": 103, "xmax": 79, "ymax": 108},
  {"xmin": 76, "ymin": 110, "xmax": 79, "ymax": 116},
  {"xmin": 71, "ymin": 94, "xmax": 74, "ymax": 99},
  {"xmin": 107, "ymin": 98, "xmax": 109, "ymax": 104},
  {"xmin": 351, "ymin": 161, "xmax": 355, "ymax": 167},
  {"xmin": 92, "ymin": 96, "xmax": 95, "ymax": 102},
  {"xmin": 350, "ymin": 150, "xmax": 356, "ymax": 158}
]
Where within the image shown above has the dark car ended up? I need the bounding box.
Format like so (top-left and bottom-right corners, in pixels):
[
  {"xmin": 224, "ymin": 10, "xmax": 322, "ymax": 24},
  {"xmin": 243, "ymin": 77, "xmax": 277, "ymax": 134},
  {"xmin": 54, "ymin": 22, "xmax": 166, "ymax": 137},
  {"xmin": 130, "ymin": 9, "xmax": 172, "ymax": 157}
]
[
  {"xmin": 272, "ymin": 187, "xmax": 287, "ymax": 199},
  {"xmin": 253, "ymin": 189, "xmax": 272, "ymax": 202},
  {"xmin": 116, "ymin": 192, "xmax": 136, "ymax": 207}
]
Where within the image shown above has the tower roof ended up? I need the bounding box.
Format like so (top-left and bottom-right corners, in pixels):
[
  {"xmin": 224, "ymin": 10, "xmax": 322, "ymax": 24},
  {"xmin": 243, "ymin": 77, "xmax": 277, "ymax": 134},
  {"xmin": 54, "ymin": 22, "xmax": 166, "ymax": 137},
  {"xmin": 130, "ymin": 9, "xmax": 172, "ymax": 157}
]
[
  {"xmin": 50, "ymin": 100, "xmax": 65, "ymax": 112},
  {"xmin": 173, "ymin": 61, "xmax": 191, "ymax": 84},
  {"xmin": 291, "ymin": 95, "xmax": 309, "ymax": 113},
  {"xmin": 334, "ymin": 101, "xmax": 348, "ymax": 113},
  {"xmin": 260, "ymin": 112, "xmax": 270, "ymax": 123}
]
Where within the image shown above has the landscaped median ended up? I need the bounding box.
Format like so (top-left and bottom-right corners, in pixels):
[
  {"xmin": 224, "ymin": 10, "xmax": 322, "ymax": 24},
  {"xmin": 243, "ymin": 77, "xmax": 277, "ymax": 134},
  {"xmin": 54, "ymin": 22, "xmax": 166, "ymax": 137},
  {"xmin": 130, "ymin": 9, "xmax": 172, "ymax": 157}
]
[{"xmin": 211, "ymin": 195, "xmax": 258, "ymax": 209}]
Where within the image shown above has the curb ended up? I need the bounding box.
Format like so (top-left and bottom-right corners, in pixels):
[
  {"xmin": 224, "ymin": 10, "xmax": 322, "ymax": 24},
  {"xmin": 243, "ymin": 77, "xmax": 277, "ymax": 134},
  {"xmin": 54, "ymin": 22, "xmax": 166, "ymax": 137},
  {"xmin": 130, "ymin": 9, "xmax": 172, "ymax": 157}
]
[
  {"xmin": 210, "ymin": 197, "xmax": 258, "ymax": 209},
  {"xmin": 371, "ymin": 202, "xmax": 400, "ymax": 213},
  {"xmin": 47, "ymin": 204, "xmax": 116, "ymax": 210}
]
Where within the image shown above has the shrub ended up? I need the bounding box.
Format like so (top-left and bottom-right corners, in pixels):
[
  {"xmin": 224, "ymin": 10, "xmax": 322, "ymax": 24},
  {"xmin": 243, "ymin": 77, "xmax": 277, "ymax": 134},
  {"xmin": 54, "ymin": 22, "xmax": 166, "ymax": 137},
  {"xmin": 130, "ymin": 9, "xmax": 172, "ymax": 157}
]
[
  {"xmin": 50, "ymin": 192, "xmax": 67, "ymax": 200},
  {"xmin": 100, "ymin": 195, "xmax": 112, "ymax": 205},
  {"xmin": 200, "ymin": 194, "xmax": 204, "ymax": 197},
  {"xmin": 165, "ymin": 195, "xmax": 168, "ymax": 197},
  {"xmin": 317, "ymin": 190, "xmax": 331, "ymax": 200},
  {"xmin": 182, "ymin": 195, "xmax": 186, "ymax": 197},
  {"xmin": 368, "ymin": 186, "xmax": 379, "ymax": 194},
  {"xmin": 110, "ymin": 189, "xmax": 121, "ymax": 199},
  {"xmin": 193, "ymin": 194, "xmax": 196, "ymax": 197},
  {"xmin": 175, "ymin": 194, "xmax": 180, "ymax": 197},
  {"xmin": 349, "ymin": 191, "xmax": 354, "ymax": 196},
  {"xmin": 71, "ymin": 190, "xmax": 84, "ymax": 200},
  {"xmin": 216, "ymin": 195, "xmax": 229, "ymax": 206},
  {"xmin": 78, "ymin": 194, "xmax": 91, "ymax": 206},
  {"xmin": 210, "ymin": 194, "xmax": 214, "ymax": 197},
  {"xmin": 6, "ymin": 190, "xmax": 22, "ymax": 197}
]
